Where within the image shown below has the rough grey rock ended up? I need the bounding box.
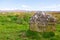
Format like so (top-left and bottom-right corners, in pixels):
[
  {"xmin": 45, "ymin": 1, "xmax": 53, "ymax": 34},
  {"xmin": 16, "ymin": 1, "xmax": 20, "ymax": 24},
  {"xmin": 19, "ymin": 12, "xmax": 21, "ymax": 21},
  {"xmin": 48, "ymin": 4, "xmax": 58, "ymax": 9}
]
[{"xmin": 29, "ymin": 11, "xmax": 56, "ymax": 32}]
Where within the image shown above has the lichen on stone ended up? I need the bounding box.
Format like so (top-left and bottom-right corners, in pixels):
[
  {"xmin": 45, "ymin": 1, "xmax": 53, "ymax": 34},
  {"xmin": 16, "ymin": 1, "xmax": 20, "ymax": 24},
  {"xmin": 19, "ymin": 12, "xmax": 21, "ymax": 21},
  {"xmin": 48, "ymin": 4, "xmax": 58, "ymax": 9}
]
[{"xmin": 29, "ymin": 11, "xmax": 56, "ymax": 32}]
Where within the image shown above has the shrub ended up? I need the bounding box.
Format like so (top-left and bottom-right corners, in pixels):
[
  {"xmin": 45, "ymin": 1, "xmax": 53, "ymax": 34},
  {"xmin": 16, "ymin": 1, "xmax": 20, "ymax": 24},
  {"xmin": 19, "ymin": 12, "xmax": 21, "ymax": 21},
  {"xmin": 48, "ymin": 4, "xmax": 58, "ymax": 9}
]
[
  {"xmin": 50, "ymin": 37, "xmax": 58, "ymax": 40},
  {"xmin": 42, "ymin": 32, "xmax": 55, "ymax": 38},
  {"xmin": 26, "ymin": 30, "xmax": 40, "ymax": 39}
]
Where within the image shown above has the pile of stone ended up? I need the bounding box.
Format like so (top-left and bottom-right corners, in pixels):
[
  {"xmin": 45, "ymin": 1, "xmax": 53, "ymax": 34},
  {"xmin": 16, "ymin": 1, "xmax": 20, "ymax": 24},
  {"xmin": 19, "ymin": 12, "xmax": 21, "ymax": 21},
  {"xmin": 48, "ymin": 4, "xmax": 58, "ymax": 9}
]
[{"xmin": 29, "ymin": 11, "xmax": 56, "ymax": 32}]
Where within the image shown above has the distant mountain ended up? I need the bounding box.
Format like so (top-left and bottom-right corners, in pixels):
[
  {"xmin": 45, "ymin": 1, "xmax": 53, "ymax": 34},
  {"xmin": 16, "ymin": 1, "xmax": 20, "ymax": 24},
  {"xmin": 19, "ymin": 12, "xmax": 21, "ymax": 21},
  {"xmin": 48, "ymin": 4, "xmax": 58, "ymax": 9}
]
[
  {"xmin": 0, "ymin": 10, "xmax": 60, "ymax": 13},
  {"xmin": 0, "ymin": 10, "xmax": 34, "ymax": 12}
]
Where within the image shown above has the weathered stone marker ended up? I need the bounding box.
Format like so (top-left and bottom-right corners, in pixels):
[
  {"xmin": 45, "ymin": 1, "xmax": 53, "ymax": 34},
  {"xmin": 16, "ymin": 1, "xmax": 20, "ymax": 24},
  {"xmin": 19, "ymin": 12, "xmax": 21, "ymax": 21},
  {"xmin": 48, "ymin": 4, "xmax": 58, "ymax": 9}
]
[{"xmin": 29, "ymin": 11, "xmax": 56, "ymax": 32}]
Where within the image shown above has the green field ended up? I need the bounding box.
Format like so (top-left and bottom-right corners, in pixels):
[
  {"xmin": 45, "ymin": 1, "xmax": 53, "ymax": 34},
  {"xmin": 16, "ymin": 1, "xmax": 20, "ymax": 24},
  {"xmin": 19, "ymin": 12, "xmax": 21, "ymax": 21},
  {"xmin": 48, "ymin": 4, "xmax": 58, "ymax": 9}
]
[{"xmin": 0, "ymin": 12, "xmax": 60, "ymax": 40}]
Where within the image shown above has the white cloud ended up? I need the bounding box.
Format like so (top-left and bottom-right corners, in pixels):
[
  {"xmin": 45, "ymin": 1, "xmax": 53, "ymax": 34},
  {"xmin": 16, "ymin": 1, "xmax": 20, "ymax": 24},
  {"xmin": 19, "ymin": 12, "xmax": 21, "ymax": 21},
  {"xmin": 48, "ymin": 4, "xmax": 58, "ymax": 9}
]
[
  {"xmin": 21, "ymin": 4, "xmax": 60, "ymax": 11},
  {"xmin": 0, "ymin": 8, "xmax": 18, "ymax": 10},
  {"xmin": 21, "ymin": 5, "xmax": 31, "ymax": 8},
  {"xmin": 21, "ymin": 5, "xmax": 32, "ymax": 10},
  {"xmin": 0, "ymin": 4, "xmax": 60, "ymax": 11},
  {"xmin": 39, "ymin": 4, "xmax": 60, "ymax": 11}
]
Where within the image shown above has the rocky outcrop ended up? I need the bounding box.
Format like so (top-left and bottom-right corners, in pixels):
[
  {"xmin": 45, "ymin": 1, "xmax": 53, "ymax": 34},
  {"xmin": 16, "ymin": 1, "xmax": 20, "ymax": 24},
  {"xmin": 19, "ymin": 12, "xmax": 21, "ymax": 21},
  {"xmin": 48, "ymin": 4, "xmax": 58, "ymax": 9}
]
[{"xmin": 29, "ymin": 11, "xmax": 56, "ymax": 32}]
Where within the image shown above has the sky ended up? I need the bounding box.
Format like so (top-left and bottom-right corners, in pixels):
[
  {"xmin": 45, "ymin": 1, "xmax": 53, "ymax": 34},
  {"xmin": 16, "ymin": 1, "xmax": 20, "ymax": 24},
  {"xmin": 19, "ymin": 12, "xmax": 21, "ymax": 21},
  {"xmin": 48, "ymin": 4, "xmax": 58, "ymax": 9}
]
[{"xmin": 0, "ymin": 0, "xmax": 60, "ymax": 11}]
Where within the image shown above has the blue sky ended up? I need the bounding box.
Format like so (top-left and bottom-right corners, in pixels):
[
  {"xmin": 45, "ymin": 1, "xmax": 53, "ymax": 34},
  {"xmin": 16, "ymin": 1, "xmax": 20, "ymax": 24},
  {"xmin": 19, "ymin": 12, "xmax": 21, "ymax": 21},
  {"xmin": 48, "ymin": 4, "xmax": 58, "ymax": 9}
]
[{"xmin": 0, "ymin": 0, "xmax": 60, "ymax": 11}]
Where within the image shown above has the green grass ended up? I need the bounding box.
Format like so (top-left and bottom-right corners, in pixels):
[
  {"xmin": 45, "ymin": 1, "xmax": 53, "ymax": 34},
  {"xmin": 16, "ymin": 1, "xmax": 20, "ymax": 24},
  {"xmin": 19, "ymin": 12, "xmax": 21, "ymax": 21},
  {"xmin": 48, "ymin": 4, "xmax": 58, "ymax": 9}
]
[
  {"xmin": 0, "ymin": 22, "xmax": 59, "ymax": 40},
  {"xmin": 0, "ymin": 22, "xmax": 29, "ymax": 40},
  {"xmin": 0, "ymin": 13, "xmax": 60, "ymax": 40},
  {"xmin": 0, "ymin": 14, "xmax": 30, "ymax": 40}
]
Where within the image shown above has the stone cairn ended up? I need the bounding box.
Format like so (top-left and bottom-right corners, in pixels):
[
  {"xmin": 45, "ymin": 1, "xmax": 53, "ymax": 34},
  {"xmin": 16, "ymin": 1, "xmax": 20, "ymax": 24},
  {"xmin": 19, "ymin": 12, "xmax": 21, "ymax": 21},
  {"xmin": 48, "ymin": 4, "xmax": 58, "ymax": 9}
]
[{"xmin": 29, "ymin": 11, "xmax": 56, "ymax": 32}]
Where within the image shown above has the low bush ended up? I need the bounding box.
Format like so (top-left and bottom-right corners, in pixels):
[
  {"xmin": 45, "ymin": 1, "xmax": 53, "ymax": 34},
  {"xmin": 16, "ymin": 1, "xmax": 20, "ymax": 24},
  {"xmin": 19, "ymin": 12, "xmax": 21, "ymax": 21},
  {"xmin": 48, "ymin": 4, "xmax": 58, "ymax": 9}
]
[
  {"xmin": 26, "ymin": 30, "xmax": 40, "ymax": 39},
  {"xmin": 42, "ymin": 32, "xmax": 55, "ymax": 38}
]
